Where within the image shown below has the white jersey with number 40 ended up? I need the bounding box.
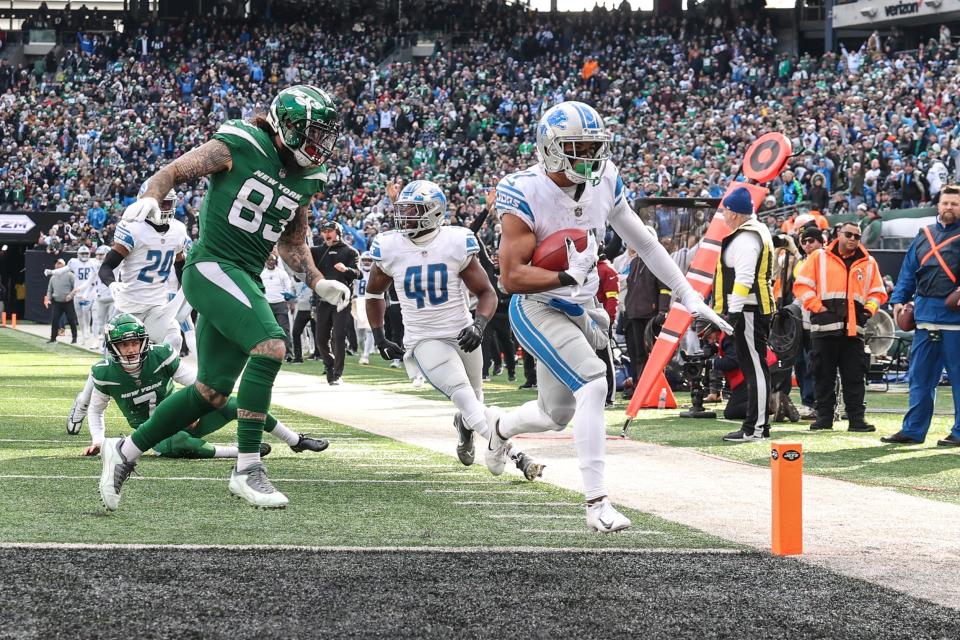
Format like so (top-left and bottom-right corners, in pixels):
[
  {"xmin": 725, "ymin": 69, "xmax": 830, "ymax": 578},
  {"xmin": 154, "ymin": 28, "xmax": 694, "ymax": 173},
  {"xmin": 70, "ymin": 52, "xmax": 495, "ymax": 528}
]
[
  {"xmin": 371, "ymin": 227, "xmax": 479, "ymax": 349},
  {"xmin": 112, "ymin": 219, "xmax": 188, "ymax": 310}
]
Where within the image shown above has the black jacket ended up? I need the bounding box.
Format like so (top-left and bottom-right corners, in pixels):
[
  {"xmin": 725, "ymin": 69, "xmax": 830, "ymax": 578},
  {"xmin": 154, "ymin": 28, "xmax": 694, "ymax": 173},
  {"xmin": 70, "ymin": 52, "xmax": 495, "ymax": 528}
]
[{"xmin": 310, "ymin": 240, "xmax": 360, "ymax": 291}]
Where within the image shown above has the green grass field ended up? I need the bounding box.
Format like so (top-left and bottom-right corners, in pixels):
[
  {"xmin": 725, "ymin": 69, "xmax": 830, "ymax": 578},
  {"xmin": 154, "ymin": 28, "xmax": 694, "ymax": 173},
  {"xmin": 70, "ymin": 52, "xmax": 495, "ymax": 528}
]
[
  {"xmin": 0, "ymin": 329, "xmax": 726, "ymax": 549},
  {"xmin": 293, "ymin": 349, "xmax": 960, "ymax": 505}
]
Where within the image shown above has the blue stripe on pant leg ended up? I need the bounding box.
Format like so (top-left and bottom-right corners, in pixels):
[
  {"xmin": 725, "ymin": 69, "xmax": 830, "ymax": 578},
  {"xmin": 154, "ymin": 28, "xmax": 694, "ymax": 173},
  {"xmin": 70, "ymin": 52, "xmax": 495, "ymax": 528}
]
[
  {"xmin": 509, "ymin": 296, "xmax": 586, "ymax": 391},
  {"xmin": 411, "ymin": 346, "xmax": 450, "ymax": 399}
]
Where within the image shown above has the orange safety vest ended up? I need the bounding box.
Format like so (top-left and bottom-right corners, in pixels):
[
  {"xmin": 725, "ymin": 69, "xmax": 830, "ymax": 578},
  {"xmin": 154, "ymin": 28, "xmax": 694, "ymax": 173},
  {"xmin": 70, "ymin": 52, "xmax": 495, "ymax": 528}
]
[{"xmin": 792, "ymin": 240, "xmax": 888, "ymax": 337}]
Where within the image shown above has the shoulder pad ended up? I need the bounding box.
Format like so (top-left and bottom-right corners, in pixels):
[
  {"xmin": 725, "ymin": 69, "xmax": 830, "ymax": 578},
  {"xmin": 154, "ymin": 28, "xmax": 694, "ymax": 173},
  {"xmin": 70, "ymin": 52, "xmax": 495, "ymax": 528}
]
[{"xmin": 214, "ymin": 119, "xmax": 271, "ymax": 158}]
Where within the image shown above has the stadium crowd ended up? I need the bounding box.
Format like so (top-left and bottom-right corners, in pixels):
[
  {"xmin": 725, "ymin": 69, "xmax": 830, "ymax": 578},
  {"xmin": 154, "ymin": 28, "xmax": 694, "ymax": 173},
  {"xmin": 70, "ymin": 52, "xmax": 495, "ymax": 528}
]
[{"xmin": 4, "ymin": 0, "xmax": 959, "ymax": 262}]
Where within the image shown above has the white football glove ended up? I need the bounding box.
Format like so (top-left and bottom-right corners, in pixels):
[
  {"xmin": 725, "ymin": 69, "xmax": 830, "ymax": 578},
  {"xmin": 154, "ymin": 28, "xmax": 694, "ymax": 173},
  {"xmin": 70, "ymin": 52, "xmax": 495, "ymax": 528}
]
[
  {"xmin": 314, "ymin": 279, "xmax": 351, "ymax": 312},
  {"xmin": 44, "ymin": 269, "xmax": 53, "ymax": 277},
  {"xmin": 684, "ymin": 293, "xmax": 734, "ymax": 335},
  {"xmin": 122, "ymin": 197, "xmax": 160, "ymax": 223},
  {"xmin": 564, "ymin": 232, "xmax": 598, "ymax": 286}
]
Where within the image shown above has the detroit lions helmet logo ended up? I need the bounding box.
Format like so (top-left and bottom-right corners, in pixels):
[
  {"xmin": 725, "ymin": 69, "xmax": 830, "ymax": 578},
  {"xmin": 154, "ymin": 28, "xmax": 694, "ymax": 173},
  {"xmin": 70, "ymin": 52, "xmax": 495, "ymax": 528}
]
[{"xmin": 546, "ymin": 109, "xmax": 568, "ymax": 129}]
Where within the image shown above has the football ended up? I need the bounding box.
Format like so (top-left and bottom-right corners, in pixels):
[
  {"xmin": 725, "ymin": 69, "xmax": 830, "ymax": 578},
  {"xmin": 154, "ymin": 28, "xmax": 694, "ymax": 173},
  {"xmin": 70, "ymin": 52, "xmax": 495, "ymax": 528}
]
[
  {"xmin": 896, "ymin": 302, "xmax": 916, "ymax": 331},
  {"xmin": 531, "ymin": 228, "xmax": 589, "ymax": 271},
  {"xmin": 946, "ymin": 286, "xmax": 960, "ymax": 312}
]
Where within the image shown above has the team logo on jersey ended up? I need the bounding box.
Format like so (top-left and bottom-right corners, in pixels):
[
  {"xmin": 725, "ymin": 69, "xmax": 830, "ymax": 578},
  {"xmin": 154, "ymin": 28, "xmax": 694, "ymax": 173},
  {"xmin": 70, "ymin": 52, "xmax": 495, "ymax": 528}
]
[
  {"xmin": 574, "ymin": 207, "xmax": 583, "ymax": 217},
  {"xmin": 279, "ymin": 168, "xmax": 287, "ymax": 178}
]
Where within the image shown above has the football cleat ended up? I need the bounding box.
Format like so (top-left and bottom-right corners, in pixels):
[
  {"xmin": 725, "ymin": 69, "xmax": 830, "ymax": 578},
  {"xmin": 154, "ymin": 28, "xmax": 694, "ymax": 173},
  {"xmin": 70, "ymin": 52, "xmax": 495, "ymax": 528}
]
[
  {"xmin": 229, "ymin": 464, "xmax": 288, "ymax": 509},
  {"xmin": 290, "ymin": 434, "xmax": 329, "ymax": 453},
  {"xmin": 513, "ymin": 451, "xmax": 545, "ymax": 481},
  {"xmin": 359, "ymin": 356, "xmax": 369, "ymax": 365},
  {"xmin": 412, "ymin": 375, "xmax": 424, "ymax": 389},
  {"xmin": 586, "ymin": 498, "xmax": 631, "ymax": 533},
  {"xmin": 484, "ymin": 406, "xmax": 508, "ymax": 476},
  {"xmin": 452, "ymin": 411, "xmax": 475, "ymax": 466},
  {"xmin": 66, "ymin": 393, "xmax": 88, "ymax": 435},
  {"xmin": 99, "ymin": 437, "xmax": 136, "ymax": 512},
  {"xmin": 260, "ymin": 442, "xmax": 272, "ymax": 457}
]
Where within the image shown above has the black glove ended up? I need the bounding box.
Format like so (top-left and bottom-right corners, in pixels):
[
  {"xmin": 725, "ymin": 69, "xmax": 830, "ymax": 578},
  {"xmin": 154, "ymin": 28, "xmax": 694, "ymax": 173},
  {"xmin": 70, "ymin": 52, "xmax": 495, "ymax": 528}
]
[
  {"xmin": 856, "ymin": 307, "xmax": 871, "ymax": 327},
  {"xmin": 372, "ymin": 327, "xmax": 405, "ymax": 360},
  {"xmin": 457, "ymin": 315, "xmax": 488, "ymax": 353}
]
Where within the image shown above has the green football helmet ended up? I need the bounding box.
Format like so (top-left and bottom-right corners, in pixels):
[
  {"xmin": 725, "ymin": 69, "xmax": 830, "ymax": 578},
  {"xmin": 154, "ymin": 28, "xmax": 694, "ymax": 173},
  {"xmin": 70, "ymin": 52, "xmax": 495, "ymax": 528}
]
[
  {"xmin": 267, "ymin": 85, "xmax": 341, "ymax": 168},
  {"xmin": 104, "ymin": 313, "xmax": 149, "ymax": 369}
]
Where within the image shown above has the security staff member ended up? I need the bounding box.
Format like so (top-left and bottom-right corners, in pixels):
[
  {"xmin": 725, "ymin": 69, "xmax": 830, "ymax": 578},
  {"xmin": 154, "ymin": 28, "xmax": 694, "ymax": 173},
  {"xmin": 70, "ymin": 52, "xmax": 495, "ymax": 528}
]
[
  {"xmin": 311, "ymin": 220, "xmax": 361, "ymax": 385},
  {"xmin": 713, "ymin": 187, "xmax": 775, "ymax": 442},
  {"xmin": 793, "ymin": 222, "xmax": 887, "ymax": 432},
  {"xmin": 883, "ymin": 184, "xmax": 960, "ymax": 445}
]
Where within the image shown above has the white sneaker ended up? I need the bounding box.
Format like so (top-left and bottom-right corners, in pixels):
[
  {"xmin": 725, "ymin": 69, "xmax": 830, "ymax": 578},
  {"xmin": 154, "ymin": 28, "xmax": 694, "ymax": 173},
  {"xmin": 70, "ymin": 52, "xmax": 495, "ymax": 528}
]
[
  {"xmin": 229, "ymin": 463, "xmax": 289, "ymax": 509},
  {"xmin": 389, "ymin": 359, "xmax": 402, "ymax": 369},
  {"xmin": 66, "ymin": 392, "xmax": 87, "ymax": 435},
  {"xmin": 484, "ymin": 406, "xmax": 508, "ymax": 475},
  {"xmin": 412, "ymin": 375, "xmax": 424, "ymax": 389},
  {"xmin": 586, "ymin": 498, "xmax": 631, "ymax": 533},
  {"xmin": 99, "ymin": 437, "xmax": 136, "ymax": 512},
  {"xmin": 359, "ymin": 356, "xmax": 369, "ymax": 365}
]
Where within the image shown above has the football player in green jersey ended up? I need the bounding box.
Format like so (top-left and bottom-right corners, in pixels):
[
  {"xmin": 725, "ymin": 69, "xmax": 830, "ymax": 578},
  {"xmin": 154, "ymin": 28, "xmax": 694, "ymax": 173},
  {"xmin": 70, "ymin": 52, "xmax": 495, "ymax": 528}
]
[
  {"xmin": 85, "ymin": 314, "xmax": 329, "ymax": 460},
  {"xmin": 101, "ymin": 85, "xmax": 351, "ymax": 511}
]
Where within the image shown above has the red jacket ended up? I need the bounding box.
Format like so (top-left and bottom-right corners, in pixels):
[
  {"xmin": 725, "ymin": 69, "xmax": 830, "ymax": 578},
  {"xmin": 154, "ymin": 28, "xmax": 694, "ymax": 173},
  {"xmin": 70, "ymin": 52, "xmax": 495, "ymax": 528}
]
[{"xmin": 596, "ymin": 259, "xmax": 619, "ymax": 323}]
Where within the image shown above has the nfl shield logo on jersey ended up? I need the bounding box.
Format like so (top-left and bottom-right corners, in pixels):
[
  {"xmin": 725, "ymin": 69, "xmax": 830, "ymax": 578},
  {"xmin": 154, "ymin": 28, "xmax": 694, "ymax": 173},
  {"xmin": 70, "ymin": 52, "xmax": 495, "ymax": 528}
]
[{"xmin": 574, "ymin": 207, "xmax": 583, "ymax": 217}]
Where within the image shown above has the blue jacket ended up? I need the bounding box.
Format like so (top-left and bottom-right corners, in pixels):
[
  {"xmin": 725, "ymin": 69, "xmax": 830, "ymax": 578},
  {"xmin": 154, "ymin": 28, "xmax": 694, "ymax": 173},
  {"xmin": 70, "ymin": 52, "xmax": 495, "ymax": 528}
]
[{"xmin": 890, "ymin": 218, "xmax": 960, "ymax": 326}]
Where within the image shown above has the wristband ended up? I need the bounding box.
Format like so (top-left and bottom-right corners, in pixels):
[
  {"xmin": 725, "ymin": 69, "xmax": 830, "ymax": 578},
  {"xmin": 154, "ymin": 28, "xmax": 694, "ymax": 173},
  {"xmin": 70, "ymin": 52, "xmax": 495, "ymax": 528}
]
[{"xmin": 557, "ymin": 271, "xmax": 577, "ymax": 287}]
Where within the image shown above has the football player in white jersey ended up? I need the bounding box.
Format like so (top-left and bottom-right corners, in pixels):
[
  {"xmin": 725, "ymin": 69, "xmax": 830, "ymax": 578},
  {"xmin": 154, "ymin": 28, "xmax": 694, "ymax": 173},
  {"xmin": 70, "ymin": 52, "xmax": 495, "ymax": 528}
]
[
  {"xmin": 66, "ymin": 189, "xmax": 190, "ymax": 435},
  {"xmin": 45, "ymin": 245, "xmax": 101, "ymax": 345},
  {"xmin": 493, "ymin": 101, "xmax": 733, "ymax": 532},
  {"xmin": 90, "ymin": 244, "xmax": 116, "ymax": 347},
  {"xmin": 354, "ymin": 251, "xmax": 375, "ymax": 365},
  {"xmin": 365, "ymin": 180, "xmax": 544, "ymax": 480}
]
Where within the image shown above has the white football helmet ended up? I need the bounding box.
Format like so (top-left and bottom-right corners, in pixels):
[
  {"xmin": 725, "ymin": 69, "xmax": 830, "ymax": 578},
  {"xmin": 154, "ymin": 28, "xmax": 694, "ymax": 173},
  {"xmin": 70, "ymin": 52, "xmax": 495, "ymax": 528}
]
[
  {"xmin": 359, "ymin": 251, "xmax": 374, "ymax": 272},
  {"xmin": 394, "ymin": 180, "xmax": 447, "ymax": 238},
  {"xmin": 95, "ymin": 244, "xmax": 110, "ymax": 258},
  {"xmin": 535, "ymin": 101, "xmax": 612, "ymax": 186},
  {"xmin": 77, "ymin": 246, "xmax": 91, "ymax": 261},
  {"xmin": 137, "ymin": 182, "xmax": 176, "ymax": 226}
]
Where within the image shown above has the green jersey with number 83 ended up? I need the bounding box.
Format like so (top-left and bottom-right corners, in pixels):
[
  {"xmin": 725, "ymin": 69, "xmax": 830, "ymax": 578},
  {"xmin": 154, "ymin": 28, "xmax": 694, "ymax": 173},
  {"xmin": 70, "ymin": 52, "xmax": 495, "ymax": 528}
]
[
  {"xmin": 91, "ymin": 343, "xmax": 181, "ymax": 428},
  {"xmin": 185, "ymin": 119, "xmax": 328, "ymax": 276}
]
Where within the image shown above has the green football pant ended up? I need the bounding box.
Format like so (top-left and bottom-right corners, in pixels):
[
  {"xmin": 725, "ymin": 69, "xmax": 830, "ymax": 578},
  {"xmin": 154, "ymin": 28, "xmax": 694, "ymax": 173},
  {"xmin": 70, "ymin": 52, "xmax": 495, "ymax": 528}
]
[
  {"xmin": 130, "ymin": 261, "xmax": 286, "ymax": 453},
  {"xmin": 151, "ymin": 399, "xmax": 280, "ymax": 458}
]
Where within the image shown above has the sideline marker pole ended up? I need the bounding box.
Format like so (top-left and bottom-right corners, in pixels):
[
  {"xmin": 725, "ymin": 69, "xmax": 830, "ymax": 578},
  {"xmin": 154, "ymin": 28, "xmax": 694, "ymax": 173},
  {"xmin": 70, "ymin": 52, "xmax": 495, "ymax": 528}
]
[
  {"xmin": 771, "ymin": 441, "xmax": 802, "ymax": 556},
  {"xmin": 1, "ymin": 311, "xmax": 5, "ymax": 327},
  {"xmin": 10, "ymin": 313, "xmax": 16, "ymax": 330}
]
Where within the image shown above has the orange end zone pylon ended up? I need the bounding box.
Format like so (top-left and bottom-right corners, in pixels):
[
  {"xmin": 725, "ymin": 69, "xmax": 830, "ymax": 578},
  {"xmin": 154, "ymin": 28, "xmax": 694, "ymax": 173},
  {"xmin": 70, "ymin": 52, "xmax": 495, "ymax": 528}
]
[
  {"xmin": 771, "ymin": 441, "xmax": 803, "ymax": 555},
  {"xmin": 622, "ymin": 132, "xmax": 792, "ymax": 436}
]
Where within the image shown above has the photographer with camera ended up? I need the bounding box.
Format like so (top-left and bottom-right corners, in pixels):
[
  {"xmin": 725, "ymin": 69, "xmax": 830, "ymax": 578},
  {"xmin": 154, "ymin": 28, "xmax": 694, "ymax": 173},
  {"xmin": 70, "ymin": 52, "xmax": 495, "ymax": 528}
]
[{"xmin": 713, "ymin": 187, "xmax": 776, "ymax": 443}]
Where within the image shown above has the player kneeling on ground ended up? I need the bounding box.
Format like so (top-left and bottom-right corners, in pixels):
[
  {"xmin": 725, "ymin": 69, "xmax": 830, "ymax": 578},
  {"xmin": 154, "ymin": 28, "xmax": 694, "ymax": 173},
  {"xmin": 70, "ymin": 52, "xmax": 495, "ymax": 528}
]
[
  {"xmin": 365, "ymin": 180, "xmax": 544, "ymax": 481},
  {"xmin": 86, "ymin": 314, "xmax": 329, "ymax": 460}
]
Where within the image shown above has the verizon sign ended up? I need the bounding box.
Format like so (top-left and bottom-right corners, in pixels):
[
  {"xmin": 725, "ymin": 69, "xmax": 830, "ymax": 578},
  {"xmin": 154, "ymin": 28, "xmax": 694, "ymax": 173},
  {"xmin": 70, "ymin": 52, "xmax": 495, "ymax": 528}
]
[
  {"xmin": 832, "ymin": 0, "xmax": 960, "ymax": 28},
  {"xmin": 0, "ymin": 214, "xmax": 36, "ymax": 235}
]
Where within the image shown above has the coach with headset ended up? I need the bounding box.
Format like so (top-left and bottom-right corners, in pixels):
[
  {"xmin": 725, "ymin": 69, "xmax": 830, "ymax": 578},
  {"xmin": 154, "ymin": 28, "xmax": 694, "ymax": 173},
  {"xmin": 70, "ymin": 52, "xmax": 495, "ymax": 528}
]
[
  {"xmin": 712, "ymin": 187, "xmax": 775, "ymax": 443},
  {"xmin": 311, "ymin": 220, "xmax": 361, "ymax": 385}
]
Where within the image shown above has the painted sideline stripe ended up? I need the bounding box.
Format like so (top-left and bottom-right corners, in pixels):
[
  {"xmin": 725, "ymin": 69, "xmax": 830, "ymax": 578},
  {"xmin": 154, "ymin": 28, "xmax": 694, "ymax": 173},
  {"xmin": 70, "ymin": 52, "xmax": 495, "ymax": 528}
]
[
  {"xmin": 487, "ymin": 514, "xmax": 582, "ymax": 519},
  {"xmin": 454, "ymin": 501, "xmax": 579, "ymax": 507},
  {"xmin": 424, "ymin": 489, "xmax": 542, "ymax": 495},
  {"xmin": 0, "ymin": 542, "xmax": 742, "ymax": 554},
  {"xmin": 519, "ymin": 529, "xmax": 663, "ymax": 535},
  {"xmin": 0, "ymin": 474, "xmax": 505, "ymax": 485}
]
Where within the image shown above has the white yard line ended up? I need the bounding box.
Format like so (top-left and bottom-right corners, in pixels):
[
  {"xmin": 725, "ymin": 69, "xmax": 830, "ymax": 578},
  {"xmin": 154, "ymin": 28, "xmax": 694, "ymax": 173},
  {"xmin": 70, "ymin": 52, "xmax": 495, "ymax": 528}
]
[
  {"xmin": 0, "ymin": 474, "xmax": 506, "ymax": 485},
  {"xmin": 0, "ymin": 541, "xmax": 742, "ymax": 554},
  {"xmin": 454, "ymin": 501, "xmax": 579, "ymax": 507},
  {"xmin": 519, "ymin": 529, "xmax": 663, "ymax": 535}
]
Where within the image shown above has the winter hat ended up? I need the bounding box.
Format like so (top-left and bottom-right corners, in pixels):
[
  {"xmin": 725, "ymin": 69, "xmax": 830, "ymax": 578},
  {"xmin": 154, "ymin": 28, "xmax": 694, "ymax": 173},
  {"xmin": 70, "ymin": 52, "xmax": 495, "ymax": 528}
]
[{"xmin": 722, "ymin": 186, "xmax": 754, "ymax": 215}]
